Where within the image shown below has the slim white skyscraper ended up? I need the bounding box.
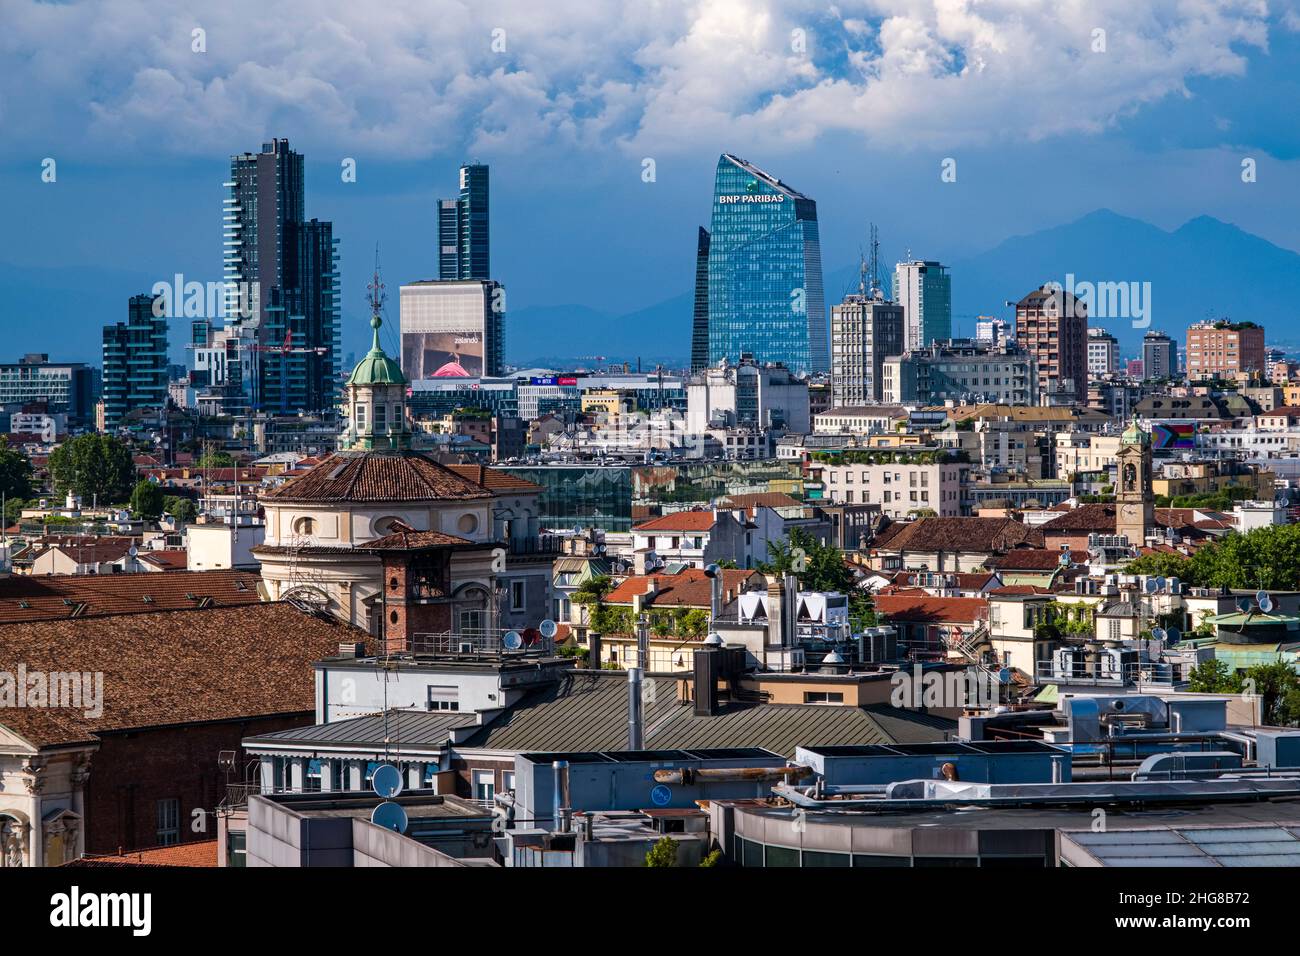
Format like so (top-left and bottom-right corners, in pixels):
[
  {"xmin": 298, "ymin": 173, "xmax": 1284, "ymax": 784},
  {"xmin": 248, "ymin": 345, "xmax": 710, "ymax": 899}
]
[{"xmin": 893, "ymin": 260, "xmax": 952, "ymax": 351}]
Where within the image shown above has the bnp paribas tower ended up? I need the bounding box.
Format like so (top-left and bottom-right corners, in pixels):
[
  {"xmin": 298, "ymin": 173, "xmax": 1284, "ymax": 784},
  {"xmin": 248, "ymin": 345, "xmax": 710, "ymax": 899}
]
[{"xmin": 692, "ymin": 154, "xmax": 827, "ymax": 374}]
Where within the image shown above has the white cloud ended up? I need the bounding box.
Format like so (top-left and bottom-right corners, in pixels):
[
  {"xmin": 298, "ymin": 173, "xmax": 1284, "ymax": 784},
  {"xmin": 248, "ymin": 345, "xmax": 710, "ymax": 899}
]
[{"xmin": 0, "ymin": 0, "xmax": 1274, "ymax": 160}]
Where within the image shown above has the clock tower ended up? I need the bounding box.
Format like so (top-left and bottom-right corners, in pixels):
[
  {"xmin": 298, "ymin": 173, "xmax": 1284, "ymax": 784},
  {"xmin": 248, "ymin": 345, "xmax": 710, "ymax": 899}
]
[{"xmin": 1115, "ymin": 416, "xmax": 1153, "ymax": 546}]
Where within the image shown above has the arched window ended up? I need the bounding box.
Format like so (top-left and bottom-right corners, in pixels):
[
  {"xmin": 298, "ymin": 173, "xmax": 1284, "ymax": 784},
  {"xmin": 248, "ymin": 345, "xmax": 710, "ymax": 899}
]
[
  {"xmin": 293, "ymin": 516, "xmax": 315, "ymax": 536},
  {"xmin": 457, "ymin": 513, "xmax": 479, "ymax": 534}
]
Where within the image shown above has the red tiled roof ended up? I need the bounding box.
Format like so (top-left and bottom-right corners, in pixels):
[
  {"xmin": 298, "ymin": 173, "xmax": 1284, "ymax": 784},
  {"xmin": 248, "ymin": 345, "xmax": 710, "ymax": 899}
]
[
  {"xmin": 985, "ymin": 548, "xmax": 1084, "ymax": 570},
  {"xmin": 446, "ymin": 464, "xmax": 543, "ymax": 494},
  {"xmin": 989, "ymin": 584, "xmax": 1053, "ymax": 595},
  {"xmin": 0, "ymin": 601, "xmax": 364, "ymax": 748},
  {"xmin": 138, "ymin": 549, "xmax": 188, "ymax": 570},
  {"xmin": 605, "ymin": 568, "xmax": 764, "ymax": 609},
  {"xmin": 890, "ymin": 571, "xmax": 997, "ymax": 589},
  {"xmin": 358, "ymin": 524, "xmax": 475, "ymax": 550},
  {"xmin": 716, "ymin": 492, "xmax": 804, "ymax": 510},
  {"xmin": 873, "ymin": 594, "xmax": 989, "ymax": 625},
  {"xmin": 263, "ymin": 451, "xmax": 491, "ymax": 503},
  {"xmin": 633, "ymin": 511, "xmax": 719, "ymax": 532},
  {"xmin": 67, "ymin": 840, "xmax": 218, "ymax": 868},
  {"xmin": 0, "ymin": 569, "xmax": 261, "ymax": 624},
  {"xmin": 872, "ymin": 517, "xmax": 1042, "ymax": 554}
]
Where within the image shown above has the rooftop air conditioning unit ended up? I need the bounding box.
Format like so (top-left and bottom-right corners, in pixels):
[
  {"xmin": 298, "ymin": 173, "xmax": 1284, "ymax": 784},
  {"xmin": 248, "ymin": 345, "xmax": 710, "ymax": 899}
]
[{"xmin": 458, "ymin": 641, "xmax": 474, "ymax": 655}]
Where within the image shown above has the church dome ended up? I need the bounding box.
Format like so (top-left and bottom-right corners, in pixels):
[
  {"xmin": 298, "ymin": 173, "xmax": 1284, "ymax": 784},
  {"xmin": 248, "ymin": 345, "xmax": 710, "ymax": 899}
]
[
  {"xmin": 1121, "ymin": 416, "xmax": 1149, "ymax": 446},
  {"xmin": 347, "ymin": 315, "xmax": 406, "ymax": 387}
]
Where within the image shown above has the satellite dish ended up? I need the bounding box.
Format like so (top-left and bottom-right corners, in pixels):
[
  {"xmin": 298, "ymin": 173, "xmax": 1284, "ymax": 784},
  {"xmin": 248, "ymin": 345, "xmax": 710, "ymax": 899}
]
[
  {"xmin": 1260, "ymin": 595, "xmax": 1275, "ymax": 614},
  {"xmin": 1144, "ymin": 578, "xmax": 1158, "ymax": 594},
  {"xmin": 128, "ymin": 546, "xmax": 138, "ymax": 558},
  {"xmin": 1154, "ymin": 577, "xmax": 1167, "ymax": 592},
  {"xmin": 1151, "ymin": 627, "xmax": 1167, "ymax": 641},
  {"xmin": 1166, "ymin": 627, "xmax": 1181, "ymax": 644},
  {"xmin": 502, "ymin": 630, "xmax": 523, "ymax": 651},
  {"xmin": 1236, "ymin": 597, "xmax": 1252, "ymax": 614},
  {"xmin": 370, "ymin": 801, "xmax": 408, "ymax": 834},
  {"xmin": 1255, "ymin": 590, "xmax": 1268, "ymax": 608},
  {"xmin": 539, "ymin": 619, "xmax": 558, "ymax": 639},
  {"xmin": 371, "ymin": 763, "xmax": 403, "ymax": 799}
]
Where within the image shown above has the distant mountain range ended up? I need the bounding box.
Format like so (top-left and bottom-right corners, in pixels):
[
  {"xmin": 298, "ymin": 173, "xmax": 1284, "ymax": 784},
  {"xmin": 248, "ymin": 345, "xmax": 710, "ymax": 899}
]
[
  {"xmin": 507, "ymin": 209, "xmax": 1300, "ymax": 366},
  {"xmin": 5, "ymin": 209, "xmax": 1299, "ymax": 370}
]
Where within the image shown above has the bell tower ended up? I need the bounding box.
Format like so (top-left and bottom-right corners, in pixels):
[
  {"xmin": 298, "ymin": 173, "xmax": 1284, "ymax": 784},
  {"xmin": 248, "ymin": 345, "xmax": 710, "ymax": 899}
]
[
  {"xmin": 342, "ymin": 264, "xmax": 410, "ymax": 452},
  {"xmin": 1115, "ymin": 416, "xmax": 1153, "ymax": 546}
]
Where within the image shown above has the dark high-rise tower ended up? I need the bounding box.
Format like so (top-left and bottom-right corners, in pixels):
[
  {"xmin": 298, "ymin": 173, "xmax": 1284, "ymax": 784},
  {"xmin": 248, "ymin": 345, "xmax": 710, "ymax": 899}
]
[
  {"xmin": 219, "ymin": 138, "xmax": 339, "ymax": 415},
  {"xmin": 690, "ymin": 227, "xmax": 711, "ymax": 373},
  {"xmin": 437, "ymin": 163, "xmax": 490, "ymax": 280},
  {"xmin": 705, "ymin": 154, "xmax": 827, "ymax": 374},
  {"xmin": 102, "ymin": 294, "xmax": 169, "ymax": 429}
]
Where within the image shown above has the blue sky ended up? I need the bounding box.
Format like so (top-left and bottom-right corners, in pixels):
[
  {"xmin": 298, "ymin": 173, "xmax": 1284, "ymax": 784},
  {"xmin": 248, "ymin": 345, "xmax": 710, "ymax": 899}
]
[{"xmin": 3, "ymin": 0, "xmax": 1300, "ymax": 364}]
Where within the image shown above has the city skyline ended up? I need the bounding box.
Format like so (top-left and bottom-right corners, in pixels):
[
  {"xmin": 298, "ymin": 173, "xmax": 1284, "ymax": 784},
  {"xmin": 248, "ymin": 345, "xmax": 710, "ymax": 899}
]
[{"xmin": 6, "ymin": 2, "xmax": 1300, "ymax": 366}]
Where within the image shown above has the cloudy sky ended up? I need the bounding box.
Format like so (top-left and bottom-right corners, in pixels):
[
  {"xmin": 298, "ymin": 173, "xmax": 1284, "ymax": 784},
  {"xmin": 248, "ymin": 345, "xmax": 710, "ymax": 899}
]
[{"xmin": 2, "ymin": 0, "xmax": 1300, "ymax": 362}]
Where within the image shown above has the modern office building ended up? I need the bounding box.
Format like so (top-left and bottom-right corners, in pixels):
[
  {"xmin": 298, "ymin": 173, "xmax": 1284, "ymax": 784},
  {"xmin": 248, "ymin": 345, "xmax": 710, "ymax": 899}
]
[
  {"xmin": 0, "ymin": 355, "xmax": 95, "ymax": 422},
  {"xmin": 702, "ymin": 154, "xmax": 827, "ymax": 374},
  {"xmin": 830, "ymin": 286, "xmax": 905, "ymax": 406},
  {"xmin": 1086, "ymin": 328, "xmax": 1119, "ymax": 378},
  {"xmin": 1142, "ymin": 330, "xmax": 1176, "ymax": 381},
  {"xmin": 881, "ymin": 339, "xmax": 1037, "ymax": 406},
  {"xmin": 437, "ymin": 163, "xmax": 490, "ymax": 281},
  {"xmin": 893, "ymin": 260, "xmax": 952, "ymax": 350},
  {"xmin": 690, "ymin": 227, "xmax": 711, "ymax": 373},
  {"xmin": 218, "ymin": 138, "xmax": 340, "ymax": 415},
  {"xmin": 102, "ymin": 294, "xmax": 169, "ymax": 429},
  {"xmin": 1015, "ymin": 284, "xmax": 1087, "ymax": 405},
  {"xmin": 399, "ymin": 280, "xmax": 505, "ymax": 380},
  {"xmin": 1186, "ymin": 320, "xmax": 1265, "ymax": 380}
]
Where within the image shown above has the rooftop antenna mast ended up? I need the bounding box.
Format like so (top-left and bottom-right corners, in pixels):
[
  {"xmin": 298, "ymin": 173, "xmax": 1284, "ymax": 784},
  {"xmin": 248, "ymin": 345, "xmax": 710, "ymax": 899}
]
[{"xmin": 868, "ymin": 223, "xmax": 882, "ymax": 299}]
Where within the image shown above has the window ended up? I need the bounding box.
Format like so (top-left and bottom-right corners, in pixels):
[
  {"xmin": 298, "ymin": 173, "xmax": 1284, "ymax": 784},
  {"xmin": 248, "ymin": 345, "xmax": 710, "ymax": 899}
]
[
  {"xmin": 803, "ymin": 691, "xmax": 844, "ymax": 704},
  {"xmin": 459, "ymin": 609, "xmax": 485, "ymax": 633},
  {"xmin": 428, "ymin": 685, "xmax": 460, "ymax": 711},
  {"xmin": 458, "ymin": 512, "xmax": 479, "ymax": 534},
  {"xmin": 156, "ymin": 798, "xmax": 180, "ymax": 846},
  {"xmin": 305, "ymin": 759, "xmax": 323, "ymax": 793},
  {"xmin": 511, "ymin": 580, "xmax": 526, "ymax": 612},
  {"xmin": 292, "ymin": 516, "xmax": 314, "ymax": 536},
  {"xmin": 472, "ymin": 770, "xmax": 495, "ymax": 802},
  {"xmin": 374, "ymin": 403, "xmax": 387, "ymax": 429},
  {"xmin": 502, "ymin": 771, "xmax": 516, "ymax": 794}
]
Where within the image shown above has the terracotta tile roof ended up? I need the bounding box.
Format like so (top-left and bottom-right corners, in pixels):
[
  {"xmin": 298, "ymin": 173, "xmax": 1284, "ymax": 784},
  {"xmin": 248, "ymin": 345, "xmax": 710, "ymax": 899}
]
[
  {"xmin": 605, "ymin": 568, "xmax": 764, "ymax": 609},
  {"xmin": 0, "ymin": 570, "xmax": 261, "ymax": 623},
  {"xmin": 985, "ymin": 548, "xmax": 1084, "ymax": 570},
  {"xmin": 25, "ymin": 535, "xmax": 137, "ymax": 565},
  {"xmin": 138, "ymin": 549, "xmax": 188, "ymax": 571},
  {"xmin": 446, "ymin": 464, "xmax": 543, "ymax": 494},
  {"xmin": 873, "ymin": 594, "xmax": 989, "ymax": 625},
  {"xmin": 0, "ymin": 601, "xmax": 362, "ymax": 748},
  {"xmin": 1040, "ymin": 503, "xmax": 1117, "ymax": 531},
  {"xmin": 357, "ymin": 523, "xmax": 475, "ymax": 551},
  {"xmin": 67, "ymin": 840, "xmax": 218, "ymax": 868},
  {"xmin": 263, "ymin": 451, "xmax": 491, "ymax": 503},
  {"xmin": 872, "ymin": 517, "xmax": 1042, "ymax": 554},
  {"xmin": 989, "ymin": 584, "xmax": 1053, "ymax": 595},
  {"xmin": 633, "ymin": 510, "xmax": 719, "ymax": 532}
]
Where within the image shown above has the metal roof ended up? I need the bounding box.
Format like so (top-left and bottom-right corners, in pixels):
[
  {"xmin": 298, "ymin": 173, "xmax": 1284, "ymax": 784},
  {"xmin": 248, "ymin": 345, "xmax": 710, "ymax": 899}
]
[
  {"xmin": 458, "ymin": 671, "xmax": 954, "ymax": 756},
  {"xmin": 245, "ymin": 709, "xmax": 477, "ymax": 750}
]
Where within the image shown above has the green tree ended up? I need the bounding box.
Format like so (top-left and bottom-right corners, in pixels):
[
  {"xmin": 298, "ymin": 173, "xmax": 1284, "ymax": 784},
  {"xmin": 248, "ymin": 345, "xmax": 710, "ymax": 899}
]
[
  {"xmin": 645, "ymin": 836, "xmax": 679, "ymax": 867},
  {"xmin": 163, "ymin": 495, "xmax": 197, "ymax": 523},
  {"xmin": 48, "ymin": 433, "xmax": 135, "ymax": 503},
  {"xmin": 760, "ymin": 528, "xmax": 875, "ymax": 631},
  {"xmin": 1124, "ymin": 551, "xmax": 1201, "ymax": 584},
  {"xmin": 699, "ymin": 849, "xmax": 722, "ymax": 867},
  {"xmin": 130, "ymin": 479, "xmax": 166, "ymax": 520},
  {"xmin": 1186, "ymin": 658, "xmax": 1241, "ymax": 694},
  {"xmin": 196, "ymin": 450, "xmax": 236, "ymax": 469},
  {"xmin": 0, "ymin": 445, "xmax": 34, "ymax": 502},
  {"xmin": 1244, "ymin": 660, "xmax": 1300, "ymax": 727}
]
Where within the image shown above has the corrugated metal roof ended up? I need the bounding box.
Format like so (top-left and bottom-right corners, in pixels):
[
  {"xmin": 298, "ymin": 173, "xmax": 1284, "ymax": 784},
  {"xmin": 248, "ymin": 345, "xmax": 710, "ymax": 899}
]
[
  {"xmin": 246, "ymin": 710, "xmax": 477, "ymax": 748},
  {"xmin": 459, "ymin": 671, "xmax": 954, "ymax": 756}
]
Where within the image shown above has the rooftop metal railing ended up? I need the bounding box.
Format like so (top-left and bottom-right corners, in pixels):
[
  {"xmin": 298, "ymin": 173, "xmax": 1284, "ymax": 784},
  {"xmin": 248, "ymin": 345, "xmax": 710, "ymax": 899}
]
[{"xmin": 409, "ymin": 626, "xmax": 554, "ymax": 659}]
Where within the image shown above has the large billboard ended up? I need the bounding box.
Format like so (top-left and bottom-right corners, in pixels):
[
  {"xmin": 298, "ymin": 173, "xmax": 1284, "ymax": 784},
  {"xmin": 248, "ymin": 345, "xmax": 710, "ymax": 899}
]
[
  {"xmin": 402, "ymin": 330, "xmax": 484, "ymax": 379},
  {"xmin": 399, "ymin": 281, "xmax": 499, "ymax": 379},
  {"xmin": 1150, "ymin": 421, "xmax": 1196, "ymax": 450}
]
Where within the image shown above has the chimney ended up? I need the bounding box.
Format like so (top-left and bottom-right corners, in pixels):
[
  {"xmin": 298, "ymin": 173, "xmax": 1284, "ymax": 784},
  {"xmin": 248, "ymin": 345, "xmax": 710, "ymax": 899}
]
[
  {"xmin": 693, "ymin": 648, "xmax": 721, "ymax": 716},
  {"xmin": 551, "ymin": 760, "xmax": 571, "ymax": 832},
  {"xmin": 765, "ymin": 575, "xmax": 784, "ymax": 649},
  {"xmin": 627, "ymin": 668, "xmax": 645, "ymax": 749}
]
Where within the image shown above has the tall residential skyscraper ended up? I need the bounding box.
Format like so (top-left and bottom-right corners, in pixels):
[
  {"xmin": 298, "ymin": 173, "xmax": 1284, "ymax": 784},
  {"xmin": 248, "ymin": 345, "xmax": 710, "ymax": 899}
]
[
  {"xmin": 437, "ymin": 163, "xmax": 490, "ymax": 280},
  {"xmin": 102, "ymin": 294, "xmax": 168, "ymax": 429},
  {"xmin": 702, "ymin": 154, "xmax": 827, "ymax": 374},
  {"xmin": 893, "ymin": 260, "xmax": 952, "ymax": 350},
  {"xmin": 690, "ymin": 227, "xmax": 711, "ymax": 373},
  {"xmin": 1142, "ymin": 330, "xmax": 1176, "ymax": 381},
  {"xmin": 219, "ymin": 138, "xmax": 339, "ymax": 415},
  {"xmin": 831, "ymin": 260, "xmax": 905, "ymax": 406},
  {"xmin": 1186, "ymin": 320, "xmax": 1264, "ymax": 380},
  {"xmin": 1016, "ymin": 284, "xmax": 1087, "ymax": 405}
]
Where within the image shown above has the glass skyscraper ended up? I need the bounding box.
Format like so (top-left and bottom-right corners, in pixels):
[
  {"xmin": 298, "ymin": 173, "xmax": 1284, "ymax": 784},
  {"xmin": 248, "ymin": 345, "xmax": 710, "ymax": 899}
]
[
  {"xmin": 702, "ymin": 154, "xmax": 827, "ymax": 374},
  {"xmin": 102, "ymin": 294, "xmax": 169, "ymax": 428},
  {"xmin": 437, "ymin": 163, "xmax": 490, "ymax": 280}
]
